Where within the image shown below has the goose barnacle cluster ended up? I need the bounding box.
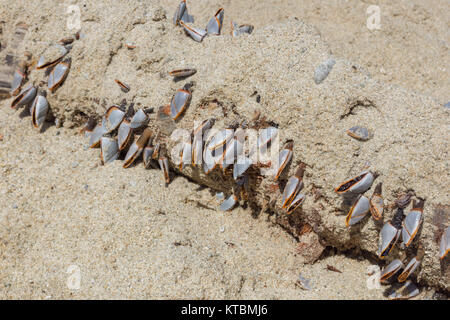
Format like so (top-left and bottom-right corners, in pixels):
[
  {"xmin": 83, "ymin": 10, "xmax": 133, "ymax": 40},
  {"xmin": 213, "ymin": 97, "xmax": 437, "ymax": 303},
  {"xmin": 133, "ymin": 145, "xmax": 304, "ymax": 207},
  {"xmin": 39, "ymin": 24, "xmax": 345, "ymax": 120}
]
[
  {"xmin": 334, "ymin": 169, "xmax": 379, "ymax": 226},
  {"xmin": 173, "ymin": 1, "xmax": 253, "ymax": 42},
  {"xmin": 9, "ymin": 33, "xmax": 78, "ymax": 130},
  {"xmin": 335, "ymin": 169, "xmax": 433, "ymax": 299}
]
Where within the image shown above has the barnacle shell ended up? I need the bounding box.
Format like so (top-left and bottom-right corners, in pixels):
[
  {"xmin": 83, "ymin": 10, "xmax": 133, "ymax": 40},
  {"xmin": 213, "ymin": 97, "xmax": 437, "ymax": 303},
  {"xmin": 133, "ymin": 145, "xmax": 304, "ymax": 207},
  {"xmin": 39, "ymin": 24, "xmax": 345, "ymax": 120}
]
[
  {"xmin": 369, "ymin": 182, "xmax": 383, "ymax": 220},
  {"xmin": 345, "ymin": 195, "xmax": 370, "ymax": 226},
  {"xmin": 104, "ymin": 105, "xmax": 125, "ymax": 133},
  {"xmin": 10, "ymin": 84, "xmax": 36, "ymax": 109},
  {"xmin": 281, "ymin": 165, "xmax": 305, "ymax": 209},
  {"xmin": 10, "ymin": 67, "xmax": 26, "ymax": 96},
  {"xmin": 173, "ymin": 0, "xmax": 194, "ymax": 26},
  {"xmin": 281, "ymin": 176, "xmax": 302, "ymax": 209},
  {"xmin": 206, "ymin": 8, "xmax": 224, "ymax": 35},
  {"xmin": 398, "ymin": 257, "xmax": 420, "ymax": 283},
  {"xmin": 36, "ymin": 44, "xmax": 68, "ymax": 70},
  {"xmin": 123, "ymin": 128, "xmax": 152, "ymax": 168},
  {"xmin": 378, "ymin": 222, "xmax": 400, "ymax": 259},
  {"xmin": 208, "ymin": 129, "xmax": 234, "ymax": 152},
  {"xmin": 258, "ymin": 126, "xmax": 278, "ymax": 153},
  {"xmin": 401, "ymin": 200, "xmax": 424, "ymax": 247},
  {"xmin": 220, "ymin": 138, "xmax": 244, "ymax": 170},
  {"xmin": 130, "ymin": 109, "xmax": 148, "ymax": 129},
  {"xmin": 170, "ymin": 88, "xmax": 191, "ymax": 120},
  {"xmin": 114, "ymin": 79, "xmax": 130, "ymax": 93},
  {"xmin": 158, "ymin": 157, "xmax": 170, "ymax": 185},
  {"xmin": 30, "ymin": 90, "xmax": 48, "ymax": 128},
  {"xmin": 169, "ymin": 68, "xmax": 197, "ymax": 78},
  {"xmin": 179, "ymin": 21, "xmax": 207, "ymax": 42},
  {"xmin": 388, "ymin": 281, "xmax": 419, "ymax": 300},
  {"xmin": 334, "ymin": 170, "xmax": 375, "ymax": 194},
  {"xmin": 47, "ymin": 58, "xmax": 71, "ymax": 93},
  {"xmin": 179, "ymin": 141, "xmax": 192, "ymax": 170},
  {"xmin": 142, "ymin": 143, "xmax": 155, "ymax": 169},
  {"xmin": 231, "ymin": 22, "xmax": 254, "ymax": 36},
  {"xmin": 100, "ymin": 137, "xmax": 119, "ymax": 164},
  {"xmin": 380, "ymin": 259, "xmax": 404, "ymax": 283},
  {"xmin": 274, "ymin": 141, "xmax": 293, "ymax": 180},
  {"xmin": 202, "ymin": 142, "xmax": 218, "ymax": 174},
  {"xmin": 118, "ymin": 120, "xmax": 133, "ymax": 150},
  {"xmin": 89, "ymin": 124, "xmax": 108, "ymax": 148},
  {"xmin": 439, "ymin": 226, "xmax": 450, "ymax": 260},
  {"xmin": 191, "ymin": 136, "xmax": 203, "ymax": 167},
  {"xmin": 286, "ymin": 193, "xmax": 306, "ymax": 214},
  {"xmin": 219, "ymin": 194, "xmax": 237, "ymax": 211},
  {"xmin": 347, "ymin": 126, "xmax": 370, "ymax": 141}
]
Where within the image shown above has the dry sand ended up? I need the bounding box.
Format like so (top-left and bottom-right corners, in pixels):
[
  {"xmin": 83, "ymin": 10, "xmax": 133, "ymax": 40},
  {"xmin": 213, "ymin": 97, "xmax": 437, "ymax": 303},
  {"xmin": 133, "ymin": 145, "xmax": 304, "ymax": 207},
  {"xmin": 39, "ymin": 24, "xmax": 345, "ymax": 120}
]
[{"xmin": 0, "ymin": 0, "xmax": 448, "ymax": 299}]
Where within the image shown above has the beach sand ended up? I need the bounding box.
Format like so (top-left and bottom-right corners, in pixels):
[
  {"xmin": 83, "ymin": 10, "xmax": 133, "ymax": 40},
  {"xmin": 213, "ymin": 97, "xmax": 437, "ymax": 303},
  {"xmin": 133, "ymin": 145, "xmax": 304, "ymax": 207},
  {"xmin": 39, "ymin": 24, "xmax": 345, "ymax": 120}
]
[{"xmin": 0, "ymin": 0, "xmax": 448, "ymax": 299}]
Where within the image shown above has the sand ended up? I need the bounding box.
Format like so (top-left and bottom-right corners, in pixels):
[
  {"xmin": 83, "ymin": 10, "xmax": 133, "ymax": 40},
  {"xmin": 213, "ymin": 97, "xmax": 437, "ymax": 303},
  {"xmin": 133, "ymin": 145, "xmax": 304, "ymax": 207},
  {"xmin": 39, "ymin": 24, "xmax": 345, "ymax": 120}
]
[
  {"xmin": 0, "ymin": 0, "xmax": 448, "ymax": 299},
  {"xmin": 0, "ymin": 108, "xmax": 422, "ymax": 299}
]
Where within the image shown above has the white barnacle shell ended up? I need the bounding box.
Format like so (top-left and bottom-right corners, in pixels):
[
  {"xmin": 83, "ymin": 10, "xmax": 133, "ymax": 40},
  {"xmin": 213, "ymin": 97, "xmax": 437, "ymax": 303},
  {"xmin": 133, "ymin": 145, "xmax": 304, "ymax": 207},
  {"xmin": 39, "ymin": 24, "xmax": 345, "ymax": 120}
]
[
  {"xmin": 100, "ymin": 137, "xmax": 119, "ymax": 164},
  {"xmin": 179, "ymin": 21, "xmax": 207, "ymax": 42},
  {"xmin": 169, "ymin": 68, "xmax": 197, "ymax": 78},
  {"xmin": 220, "ymin": 138, "xmax": 244, "ymax": 171},
  {"xmin": 281, "ymin": 175, "xmax": 302, "ymax": 209},
  {"xmin": 388, "ymin": 281, "xmax": 419, "ymax": 300},
  {"xmin": 286, "ymin": 193, "xmax": 306, "ymax": 215},
  {"xmin": 104, "ymin": 105, "xmax": 125, "ymax": 133},
  {"xmin": 47, "ymin": 58, "xmax": 71, "ymax": 93},
  {"xmin": 439, "ymin": 226, "xmax": 450, "ymax": 260},
  {"xmin": 401, "ymin": 200, "xmax": 424, "ymax": 247},
  {"xmin": 130, "ymin": 109, "xmax": 148, "ymax": 129},
  {"xmin": 123, "ymin": 129, "xmax": 152, "ymax": 168},
  {"xmin": 158, "ymin": 157, "xmax": 170, "ymax": 185},
  {"xmin": 335, "ymin": 170, "xmax": 375, "ymax": 194},
  {"xmin": 398, "ymin": 257, "xmax": 421, "ymax": 283},
  {"xmin": 10, "ymin": 84, "xmax": 37, "ymax": 109},
  {"xmin": 173, "ymin": 0, "xmax": 194, "ymax": 26},
  {"xmin": 30, "ymin": 91, "xmax": 48, "ymax": 128},
  {"xmin": 275, "ymin": 142, "xmax": 293, "ymax": 180},
  {"xmin": 89, "ymin": 124, "xmax": 108, "ymax": 148},
  {"xmin": 10, "ymin": 67, "xmax": 26, "ymax": 96},
  {"xmin": 347, "ymin": 126, "xmax": 370, "ymax": 141},
  {"xmin": 118, "ymin": 120, "xmax": 133, "ymax": 151},
  {"xmin": 231, "ymin": 22, "xmax": 254, "ymax": 37},
  {"xmin": 258, "ymin": 126, "xmax": 278, "ymax": 154},
  {"xmin": 178, "ymin": 141, "xmax": 192, "ymax": 171},
  {"xmin": 170, "ymin": 88, "xmax": 191, "ymax": 120},
  {"xmin": 377, "ymin": 222, "xmax": 400, "ymax": 259},
  {"xmin": 142, "ymin": 145, "xmax": 155, "ymax": 169},
  {"xmin": 36, "ymin": 44, "xmax": 68, "ymax": 70},
  {"xmin": 345, "ymin": 195, "xmax": 370, "ymax": 226},
  {"xmin": 219, "ymin": 194, "xmax": 237, "ymax": 211},
  {"xmin": 369, "ymin": 183, "xmax": 383, "ymax": 220},
  {"xmin": 206, "ymin": 8, "xmax": 224, "ymax": 35},
  {"xmin": 380, "ymin": 259, "xmax": 404, "ymax": 283}
]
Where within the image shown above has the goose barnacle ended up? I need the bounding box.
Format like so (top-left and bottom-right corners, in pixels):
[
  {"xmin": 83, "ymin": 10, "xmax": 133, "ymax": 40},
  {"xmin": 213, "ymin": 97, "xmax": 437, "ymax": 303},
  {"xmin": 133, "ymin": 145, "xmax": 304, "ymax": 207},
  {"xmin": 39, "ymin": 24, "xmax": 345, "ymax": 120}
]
[
  {"xmin": 30, "ymin": 89, "xmax": 49, "ymax": 129},
  {"xmin": 10, "ymin": 84, "xmax": 36, "ymax": 109}
]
